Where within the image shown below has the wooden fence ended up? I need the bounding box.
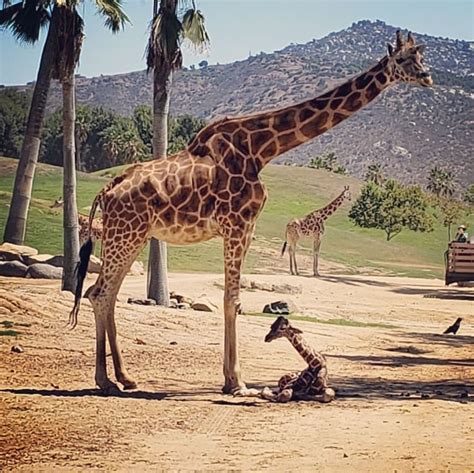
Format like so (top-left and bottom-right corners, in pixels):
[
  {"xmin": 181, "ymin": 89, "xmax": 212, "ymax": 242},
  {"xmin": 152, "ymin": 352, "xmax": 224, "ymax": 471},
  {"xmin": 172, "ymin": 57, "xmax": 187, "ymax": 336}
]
[{"xmin": 445, "ymin": 242, "xmax": 474, "ymax": 285}]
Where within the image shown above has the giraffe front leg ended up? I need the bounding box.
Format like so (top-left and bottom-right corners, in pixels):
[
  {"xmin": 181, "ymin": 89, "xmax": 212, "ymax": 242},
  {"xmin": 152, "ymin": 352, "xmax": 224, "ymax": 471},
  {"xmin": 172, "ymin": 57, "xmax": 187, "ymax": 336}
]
[{"xmin": 222, "ymin": 229, "xmax": 254, "ymax": 395}]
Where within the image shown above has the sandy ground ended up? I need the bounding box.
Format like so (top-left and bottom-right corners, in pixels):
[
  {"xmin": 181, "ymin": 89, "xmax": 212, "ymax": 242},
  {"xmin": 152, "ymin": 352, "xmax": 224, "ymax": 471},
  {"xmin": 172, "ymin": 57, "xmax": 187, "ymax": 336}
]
[{"xmin": 0, "ymin": 271, "xmax": 473, "ymax": 472}]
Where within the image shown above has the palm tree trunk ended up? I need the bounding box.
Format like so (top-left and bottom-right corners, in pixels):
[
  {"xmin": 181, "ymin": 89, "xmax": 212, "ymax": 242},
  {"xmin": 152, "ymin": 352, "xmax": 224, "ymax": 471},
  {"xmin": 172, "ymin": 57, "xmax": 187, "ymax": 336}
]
[
  {"xmin": 146, "ymin": 0, "xmax": 173, "ymax": 307},
  {"xmin": 147, "ymin": 61, "xmax": 173, "ymax": 306},
  {"xmin": 61, "ymin": 73, "xmax": 80, "ymax": 292},
  {"xmin": 3, "ymin": 8, "xmax": 59, "ymax": 244}
]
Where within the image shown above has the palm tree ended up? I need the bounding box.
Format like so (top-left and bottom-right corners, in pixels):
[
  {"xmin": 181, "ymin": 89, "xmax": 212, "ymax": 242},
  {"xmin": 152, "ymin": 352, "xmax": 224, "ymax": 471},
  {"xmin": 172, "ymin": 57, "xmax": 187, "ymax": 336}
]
[
  {"xmin": 427, "ymin": 166, "xmax": 456, "ymax": 198},
  {"xmin": 1, "ymin": 0, "xmax": 58, "ymax": 245},
  {"xmin": 146, "ymin": 0, "xmax": 209, "ymax": 305},
  {"xmin": 50, "ymin": 0, "xmax": 128, "ymax": 291},
  {"xmin": 365, "ymin": 163, "xmax": 385, "ymax": 186}
]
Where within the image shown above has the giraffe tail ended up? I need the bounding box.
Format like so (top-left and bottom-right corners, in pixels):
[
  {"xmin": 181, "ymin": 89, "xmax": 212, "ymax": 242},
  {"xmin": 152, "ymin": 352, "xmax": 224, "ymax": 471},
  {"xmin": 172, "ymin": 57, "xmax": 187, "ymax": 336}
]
[
  {"xmin": 68, "ymin": 193, "xmax": 102, "ymax": 329},
  {"xmin": 281, "ymin": 241, "xmax": 288, "ymax": 257}
]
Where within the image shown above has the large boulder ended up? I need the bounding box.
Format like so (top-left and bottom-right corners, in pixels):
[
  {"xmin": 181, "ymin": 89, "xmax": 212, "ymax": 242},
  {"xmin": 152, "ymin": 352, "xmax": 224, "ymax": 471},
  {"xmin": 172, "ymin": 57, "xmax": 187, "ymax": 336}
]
[
  {"xmin": 191, "ymin": 297, "xmax": 219, "ymax": 313},
  {"xmin": 0, "ymin": 261, "xmax": 28, "ymax": 277},
  {"xmin": 26, "ymin": 263, "xmax": 62, "ymax": 280},
  {"xmin": 0, "ymin": 243, "xmax": 38, "ymax": 257},
  {"xmin": 44, "ymin": 255, "xmax": 64, "ymax": 268},
  {"xmin": 88, "ymin": 255, "xmax": 101, "ymax": 273},
  {"xmin": 262, "ymin": 300, "xmax": 298, "ymax": 315},
  {"xmin": 23, "ymin": 254, "xmax": 55, "ymax": 266},
  {"xmin": 129, "ymin": 260, "xmax": 145, "ymax": 276}
]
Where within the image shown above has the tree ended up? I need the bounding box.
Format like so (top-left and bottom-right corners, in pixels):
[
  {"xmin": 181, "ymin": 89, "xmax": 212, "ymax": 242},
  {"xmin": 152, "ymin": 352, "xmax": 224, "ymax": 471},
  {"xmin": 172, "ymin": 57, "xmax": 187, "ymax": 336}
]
[
  {"xmin": 46, "ymin": 1, "xmax": 128, "ymax": 291},
  {"xmin": 0, "ymin": 89, "xmax": 30, "ymax": 157},
  {"xmin": 308, "ymin": 152, "xmax": 346, "ymax": 175},
  {"xmin": 146, "ymin": 0, "xmax": 209, "ymax": 306},
  {"xmin": 437, "ymin": 197, "xmax": 465, "ymax": 240},
  {"xmin": 349, "ymin": 180, "xmax": 434, "ymax": 241},
  {"xmin": 464, "ymin": 184, "xmax": 474, "ymax": 206},
  {"xmin": 427, "ymin": 166, "xmax": 456, "ymax": 198},
  {"xmin": 364, "ymin": 163, "xmax": 385, "ymax": 185},
  {"xmin": 2, "ymin": 0, "xmax": 59, "ymax": 245}
]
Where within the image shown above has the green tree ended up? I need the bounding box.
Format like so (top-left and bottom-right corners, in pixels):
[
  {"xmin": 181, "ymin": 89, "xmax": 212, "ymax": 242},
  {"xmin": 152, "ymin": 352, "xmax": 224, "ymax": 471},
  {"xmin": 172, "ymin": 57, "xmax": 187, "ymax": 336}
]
[
  {"xmin": 308, "ymin": 152, "xmax": 346, "ymax": 175},
  {"xmin": 349, "ymin": 180, "xmax": 434, "ymax": 241},
  {"xmin": 50, "ymin": 0, "xmax": 128, "ymax": 292},
  {"xmin": 427, "ymin": 166, "xmax": 456, "ymax": 198},
  {"xmin": 436, "ymin": 197, "xmax": 465, "ymax": 241},
  {"xmin": 0, "ymin": 89, "xmax": 30, "ymax": 157},
  {"xmin": 464, "ymin": 184, "xmax": 474, "ymax": 206},
  {"xmin": 2, "ymin": 0, "xmax": 59, "ymax": 245},
  {"xmin": 364, "ymin": 163, "xmax": 385, "ymax": 185},
  {"xmin": 146, "ymin": 0, "xmax": 209, "ymax": 306}
]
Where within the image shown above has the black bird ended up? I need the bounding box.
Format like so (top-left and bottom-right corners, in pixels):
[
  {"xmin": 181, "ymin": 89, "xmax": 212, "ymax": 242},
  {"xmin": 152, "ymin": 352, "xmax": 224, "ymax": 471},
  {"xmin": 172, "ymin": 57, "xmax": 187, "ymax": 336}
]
[{"xmin": 443, "ymin": 317, "xmax": 463, "ymax": 335}]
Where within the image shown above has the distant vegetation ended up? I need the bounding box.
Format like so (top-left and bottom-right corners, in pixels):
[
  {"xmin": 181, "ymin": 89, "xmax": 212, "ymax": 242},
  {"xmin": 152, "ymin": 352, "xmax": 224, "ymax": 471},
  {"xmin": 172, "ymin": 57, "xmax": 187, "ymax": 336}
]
[
  {"xmin": 307, "ymin": 152, "xmax": 347, "ymax": 175},
  {"xmin": 0, "ymin": 89, "xmax": 206, "ymax": 172}
]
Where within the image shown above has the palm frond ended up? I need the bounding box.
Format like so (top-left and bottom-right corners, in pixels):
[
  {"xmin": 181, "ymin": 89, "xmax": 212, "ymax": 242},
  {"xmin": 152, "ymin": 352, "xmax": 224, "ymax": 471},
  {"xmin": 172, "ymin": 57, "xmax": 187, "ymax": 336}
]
[
  {"xmin": 94, "ymin": 0, "xmax": 129, "ymax": 33},
  {"xmin": 181, "ymin": 8, "xmax": 209, "ymax": 52},
  {"xmin": 51, "ymin": 5, "xmax": 84, "ymax": 80},
  {"xmin": 146, "ymin": 8, "xmax": 183, "ymax": 71},
  {"xmin": 0, "ymin": 0, "xmax": 50, "ymax": 43}
]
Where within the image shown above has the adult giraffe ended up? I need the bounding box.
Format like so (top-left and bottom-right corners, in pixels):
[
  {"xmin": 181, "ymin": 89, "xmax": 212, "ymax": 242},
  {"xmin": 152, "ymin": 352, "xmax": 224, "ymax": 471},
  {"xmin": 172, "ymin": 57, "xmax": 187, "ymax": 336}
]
[{"xmin": 70, "ymin": 31, "xmax": 432, "ymax": 395}]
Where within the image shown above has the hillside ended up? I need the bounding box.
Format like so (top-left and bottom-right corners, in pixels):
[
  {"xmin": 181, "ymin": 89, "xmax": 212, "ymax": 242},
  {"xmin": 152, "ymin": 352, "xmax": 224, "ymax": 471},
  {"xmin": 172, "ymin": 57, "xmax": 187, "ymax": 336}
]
[
  {"xmin": 13, "ymin": 20, "xmax": 473, "ymax": 186},
  {"xmin": 1, "ymin": 156, "xmax": 471, "ymax": 278}
]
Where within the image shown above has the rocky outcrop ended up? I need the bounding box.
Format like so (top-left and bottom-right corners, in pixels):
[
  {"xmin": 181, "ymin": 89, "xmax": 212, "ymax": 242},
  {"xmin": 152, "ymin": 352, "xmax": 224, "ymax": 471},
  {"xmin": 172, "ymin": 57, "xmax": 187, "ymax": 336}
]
[
  {"xmin": 0, "ymin": 261, "xmax": 28, "ymax": 277},
  {"xmin": 26, "ymin": 263, "xmax": 63, "ymax": 279}
]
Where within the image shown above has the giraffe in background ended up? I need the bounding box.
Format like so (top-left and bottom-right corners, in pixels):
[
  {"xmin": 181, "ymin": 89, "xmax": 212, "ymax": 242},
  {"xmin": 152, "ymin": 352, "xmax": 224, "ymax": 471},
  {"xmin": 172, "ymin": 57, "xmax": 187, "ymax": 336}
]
[
  {"xmin": 70, "ymin": 31, "xmax": 432, "ymax": 395},
  {"xmin": 282, "ymin": 186, "xmax": 351, "ymax": 276},
  {"xmin": 261, "ymin": 316, "xmax": 335, "ymax": 403}
]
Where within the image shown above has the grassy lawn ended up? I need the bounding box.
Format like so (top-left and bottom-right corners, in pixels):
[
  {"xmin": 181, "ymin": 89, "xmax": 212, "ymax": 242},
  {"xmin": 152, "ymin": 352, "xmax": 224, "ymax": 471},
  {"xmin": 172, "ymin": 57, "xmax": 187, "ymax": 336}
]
[{"xmin": 1, "ymin": 156, "xmax": 471, "ymax": 277}]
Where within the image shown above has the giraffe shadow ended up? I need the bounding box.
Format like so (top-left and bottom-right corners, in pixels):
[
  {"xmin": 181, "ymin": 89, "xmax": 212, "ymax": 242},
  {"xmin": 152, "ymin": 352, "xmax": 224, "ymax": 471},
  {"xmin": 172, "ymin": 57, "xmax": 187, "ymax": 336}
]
[
  {"xmin": 0, "ymin": 387, "xmax": 168, "ymax": 400},
  {"xmin": 317, "ymin": 275, "xmax": 393, "ymax": 287},
  {"xmin": 390, "ymin": 286, "xmax": 474, "ymax": 301}
]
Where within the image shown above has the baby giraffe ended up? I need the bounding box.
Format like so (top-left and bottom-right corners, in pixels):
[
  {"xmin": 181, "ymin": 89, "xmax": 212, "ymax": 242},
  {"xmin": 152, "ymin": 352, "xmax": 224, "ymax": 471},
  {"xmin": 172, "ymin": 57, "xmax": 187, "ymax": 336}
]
[{"xmin": 262, "ymin": 316, "xmax": 335, "ymax": 403}]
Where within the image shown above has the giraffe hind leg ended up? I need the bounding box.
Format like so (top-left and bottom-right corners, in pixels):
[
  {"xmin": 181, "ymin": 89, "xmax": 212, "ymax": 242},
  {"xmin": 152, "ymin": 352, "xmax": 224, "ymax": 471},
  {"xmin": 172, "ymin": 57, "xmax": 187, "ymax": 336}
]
[{"xmin": 87, "ymin": 230, "xmax": 147, "ymax": 391}]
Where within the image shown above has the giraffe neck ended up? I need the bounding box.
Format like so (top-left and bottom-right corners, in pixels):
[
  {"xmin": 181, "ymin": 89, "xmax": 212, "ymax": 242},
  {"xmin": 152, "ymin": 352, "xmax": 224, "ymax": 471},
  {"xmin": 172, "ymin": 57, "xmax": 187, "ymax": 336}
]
[
  {"xmin": 250, "ymin": 56, "xmax": 393, "ymax": 168},
  {"xmin": 312, "ymin": 191, "xmax": 347, "ymax": 221},
  {"xmin": 286, "ymin": 329, "xmax": 321, "ymax": 368}
]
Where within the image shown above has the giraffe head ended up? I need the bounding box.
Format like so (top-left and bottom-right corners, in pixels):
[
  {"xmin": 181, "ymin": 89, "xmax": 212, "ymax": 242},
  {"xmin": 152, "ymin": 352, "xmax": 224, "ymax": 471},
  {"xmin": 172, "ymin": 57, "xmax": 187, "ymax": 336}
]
[
  {"xmin": 386, "ymin": 30, "xmax": 432, "ymax": 88},
  {"xmin": 264, "ymin": 316, "xmax": 302, "ymax": 342},
  {"xmin": 342, "ymin": 185, "xmax": 351, "ymax": 202}
]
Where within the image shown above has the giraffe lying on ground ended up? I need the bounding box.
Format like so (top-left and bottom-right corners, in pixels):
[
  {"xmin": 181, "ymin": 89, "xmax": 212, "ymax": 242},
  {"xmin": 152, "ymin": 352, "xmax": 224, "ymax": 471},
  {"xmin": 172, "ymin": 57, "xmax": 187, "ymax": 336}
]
[
  {"xmin": 282, "ymin": 186, "xmax": 351, "ymax": 276},
  {"xmin": 261, "ymin": 316, "xmax": 335, "ymax": 403},
  {"xmin": 69, "ymin": 31, "xmax": 432, "ymax": 395}
]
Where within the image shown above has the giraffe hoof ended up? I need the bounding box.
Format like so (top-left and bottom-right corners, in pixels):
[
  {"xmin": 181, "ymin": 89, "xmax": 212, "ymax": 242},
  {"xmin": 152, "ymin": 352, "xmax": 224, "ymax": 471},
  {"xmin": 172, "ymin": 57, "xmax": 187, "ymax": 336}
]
[
  {"xmin": 121, "ymin": 380, "xmax": 138, "ymax": 390},
  {"xmin": 96, "ymin": 379, "xmax": 121, "ymax": 395}
]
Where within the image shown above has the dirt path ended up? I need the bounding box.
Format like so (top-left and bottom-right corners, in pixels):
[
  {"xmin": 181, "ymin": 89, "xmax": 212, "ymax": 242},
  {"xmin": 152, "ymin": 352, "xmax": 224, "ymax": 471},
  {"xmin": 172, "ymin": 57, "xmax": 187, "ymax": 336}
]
[{"xmin": 1, "ymin": 273, "xmax": 473, "ymax": 471}]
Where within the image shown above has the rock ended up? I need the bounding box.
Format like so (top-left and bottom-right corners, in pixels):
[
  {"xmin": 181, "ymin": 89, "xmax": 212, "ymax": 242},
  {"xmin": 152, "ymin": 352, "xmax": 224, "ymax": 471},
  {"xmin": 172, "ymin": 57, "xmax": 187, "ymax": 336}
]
[
  {"xmin": 129, "ymin": 260, "xmax": 145, "ymax": 276},
  {"xmin": 0, "ymin": 250, "xmax": 25, "ymax": 263},
  {"xmin": 11, "ymin": 345, "xmax": 24, "ymax": 353},
  {"xmin": 88, "ymin": 255, "xmax": 101, "ymax": 273},
  {"xmin": 44, "ymin": 255, "xmax": 64, "ymax": 268},
  {"xmin": 26, "ymin": 263, "xmax": 62, "ymax": 280},
  {"xmin": 127, "ymin": 297, "xmax": 157, "ymax": 306},
  {"xmin": 271, "ymin": 283, "xmax": 303, "ymax": 295},
  {"xmin": 240, "ymin": 277, "xmax": 251, "ymax": 289},
  {"xmin": 262, "ymin": 300, "xmax": 295, "ymax": 315},
  {"xmin": 0, "ymin": 243, "xmax": 38, "ymax": 257},
  {"xmin": 170, "ymin": 341, "xmax": 178, "ymax": 345},
  {"xmin": 0, "ymin": 261, "xmax": 28, "ymax": 277},
  {"xmin": 250, "ymin": 281, "xmax": 274, "ymax": 292},
  {"xmin": 135, "ymin": 338, "xmax": 146, "ymax": 345},
  {"xmin": 23, "ymin": 254, "xmax": 55, "ymax": 266},
  {"xmin": 169, "ymin": 298, "xmax": 179, "ymax": 309},
  {"xmin": 177, "ymin": 302, "xmax": 191, "ymax": 310},
  {"xmin": 192, "ymin": 297, "xmax": 218, "ymax": 313}
]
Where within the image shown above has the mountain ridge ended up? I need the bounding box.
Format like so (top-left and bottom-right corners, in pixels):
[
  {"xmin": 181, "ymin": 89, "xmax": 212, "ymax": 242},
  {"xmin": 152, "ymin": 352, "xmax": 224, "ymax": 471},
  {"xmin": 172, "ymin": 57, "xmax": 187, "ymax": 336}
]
[{"xmin": 10, "ymin": 19, "xmax": 474, "ymax": 186}]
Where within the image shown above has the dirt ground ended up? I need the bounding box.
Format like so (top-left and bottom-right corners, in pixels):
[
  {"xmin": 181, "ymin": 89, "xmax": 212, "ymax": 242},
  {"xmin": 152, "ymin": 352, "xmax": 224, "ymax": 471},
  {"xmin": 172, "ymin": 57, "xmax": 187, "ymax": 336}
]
[{"xmin": 1, "ymin": 270, "xmax": 473, "ymax": 472}]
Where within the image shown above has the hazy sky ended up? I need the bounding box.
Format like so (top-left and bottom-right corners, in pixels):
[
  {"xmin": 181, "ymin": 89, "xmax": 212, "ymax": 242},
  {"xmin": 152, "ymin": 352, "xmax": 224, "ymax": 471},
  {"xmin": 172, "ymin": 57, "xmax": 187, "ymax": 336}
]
[{"xmin": 1, "ymin": 0, "xmax": 473, "ymax": 85}]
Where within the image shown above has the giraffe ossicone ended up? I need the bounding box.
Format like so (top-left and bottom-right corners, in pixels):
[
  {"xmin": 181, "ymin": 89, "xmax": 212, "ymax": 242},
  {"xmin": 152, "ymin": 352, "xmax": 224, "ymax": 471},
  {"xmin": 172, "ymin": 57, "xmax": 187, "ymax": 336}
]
[
  {"xmin": 69, "ymin": 31, "xmax": 432, "ymax": 395},
  {"xmin": 282, "ymin": 186, "xmax": 351, "ymax": 277}
]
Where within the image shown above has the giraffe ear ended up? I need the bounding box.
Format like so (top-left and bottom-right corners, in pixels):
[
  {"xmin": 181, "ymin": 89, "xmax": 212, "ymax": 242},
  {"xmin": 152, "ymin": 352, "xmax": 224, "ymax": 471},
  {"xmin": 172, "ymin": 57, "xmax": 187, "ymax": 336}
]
[
  {"xmin": 406, "ymin": 31, "xmax": 416, "ymax": 47},
  {"xmin": 387, "ymin": 43, "xmax": 395, "ymax": 57}
]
